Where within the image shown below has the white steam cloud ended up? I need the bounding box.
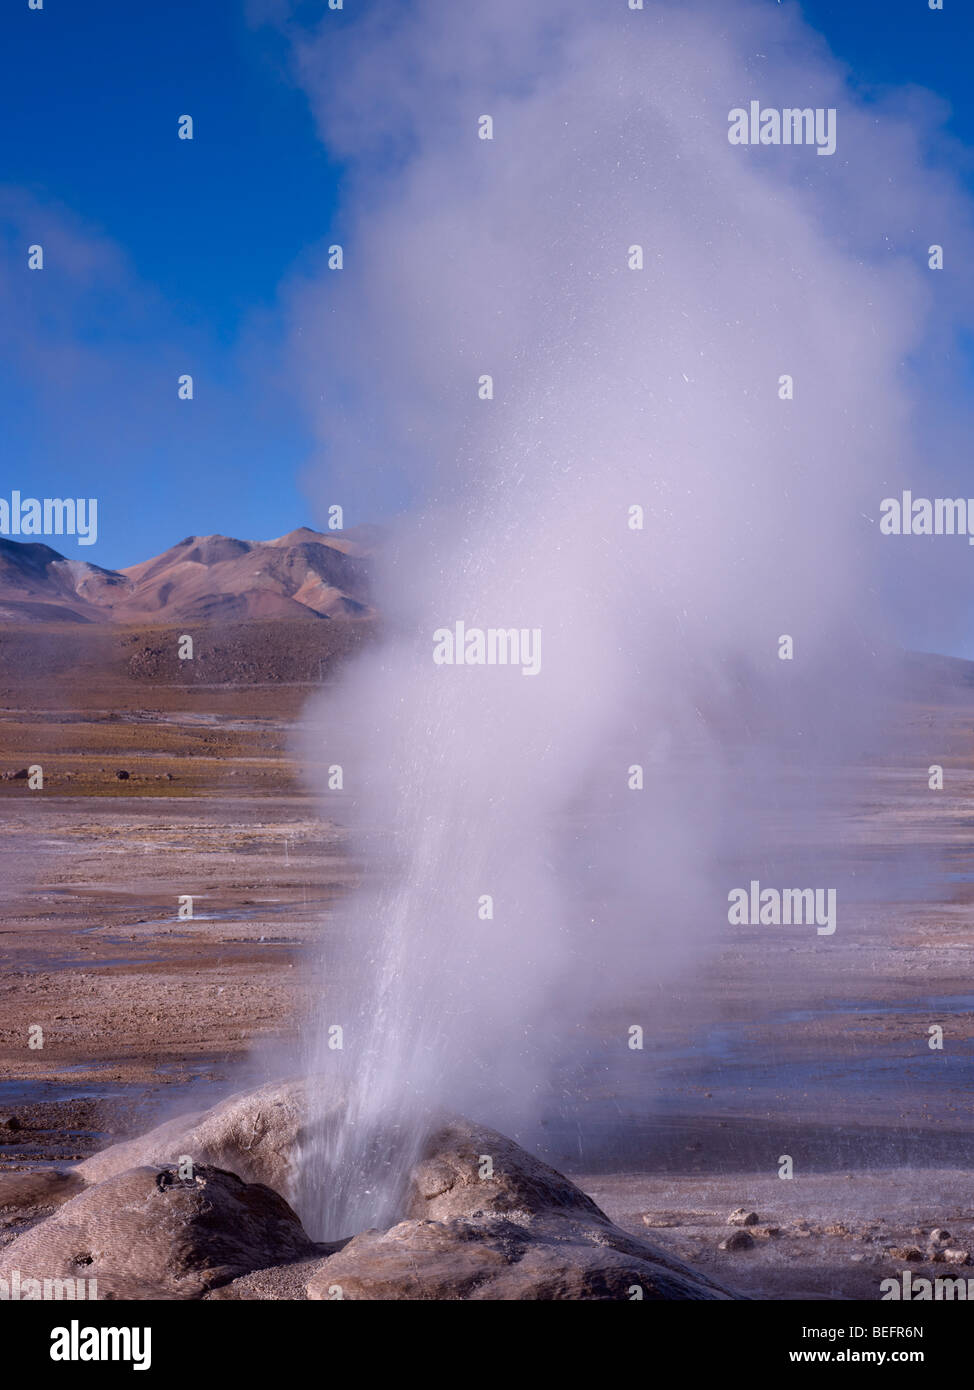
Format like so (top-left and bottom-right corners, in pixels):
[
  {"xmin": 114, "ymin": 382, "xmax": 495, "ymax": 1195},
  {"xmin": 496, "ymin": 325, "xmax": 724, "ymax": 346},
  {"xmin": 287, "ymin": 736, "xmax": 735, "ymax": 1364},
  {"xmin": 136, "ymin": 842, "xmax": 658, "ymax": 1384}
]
[{"xmin": 268, "ymin": 0, "xmax": 974, "ymax": 1238}]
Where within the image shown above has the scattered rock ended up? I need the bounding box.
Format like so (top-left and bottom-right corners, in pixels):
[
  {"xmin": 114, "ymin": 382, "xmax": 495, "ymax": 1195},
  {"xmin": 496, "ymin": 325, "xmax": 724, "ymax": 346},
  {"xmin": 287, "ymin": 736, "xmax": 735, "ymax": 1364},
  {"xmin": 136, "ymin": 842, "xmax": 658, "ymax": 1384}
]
[
  {"xmin": 887, "ymin": 1247, "xmax": 925, "ymax": 1263},
  {"xmin": 824, "ymin": 1222, "xmax": 851, "ymax": 1237},
  {"xmin": 753, "ymin": 1226, "xmax": 781, "ymax": 1239},
  {"xmin": 0, "ymin": 1115, "xmax": 21, "ymax": 1132},
  {"xmin": 718, "ymin": 1230, "xmax": 754, "ymax": 1252},
  {"xmin": 115, "ymin": 770, "xmax": 130, "ymax": 780},
  {"xmin": 928, "ymin": 1227, "xmax": 952, "ymax": 1246},
  {"xmin": 206, "ymin": 1253, "xmax": 342, "ymax": 1301},
  {"xmin": 727, "ymin": 1207, "xmax": 760, "ymax": 1227},
  {"xmin": 942, "ymin": 1249, "xmax": 970, "ymax": 1265}
]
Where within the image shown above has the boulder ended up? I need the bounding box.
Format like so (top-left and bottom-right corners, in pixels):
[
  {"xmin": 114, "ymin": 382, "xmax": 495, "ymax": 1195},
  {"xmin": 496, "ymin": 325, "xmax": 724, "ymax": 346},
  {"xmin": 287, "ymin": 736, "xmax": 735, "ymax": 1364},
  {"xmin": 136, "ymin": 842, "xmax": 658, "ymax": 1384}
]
[
  {"xmin": 718, "ymin": 1229, "xmax": 754, "ymax": 1252},
  {"xmin": 727, "ymin": 1207, "xmax": 760, "ymax": 1227},
  {"xmin": 0, "ymin": 1164, "xmax": 317, "ymax": 1300}
]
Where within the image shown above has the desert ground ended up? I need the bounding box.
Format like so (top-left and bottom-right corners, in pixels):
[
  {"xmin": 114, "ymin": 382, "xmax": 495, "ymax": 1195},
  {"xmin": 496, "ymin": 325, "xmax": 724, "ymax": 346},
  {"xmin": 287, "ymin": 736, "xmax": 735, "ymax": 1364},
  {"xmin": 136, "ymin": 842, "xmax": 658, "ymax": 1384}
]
[{"xmin": 0, "ymin": 623, "xmax": 972, "ymax": 1298}]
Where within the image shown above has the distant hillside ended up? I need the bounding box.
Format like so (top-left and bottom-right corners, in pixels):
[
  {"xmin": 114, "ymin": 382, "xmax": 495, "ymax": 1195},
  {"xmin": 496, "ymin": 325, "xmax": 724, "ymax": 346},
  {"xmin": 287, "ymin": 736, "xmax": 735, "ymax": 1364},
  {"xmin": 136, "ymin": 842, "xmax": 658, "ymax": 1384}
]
[
  {"xmin": 0, "ymin": 618, "xmax": 378, "ymax": 701},
  {"xmin": 0, "ymin": 527, "xmax": 375, "ymax": 624}
]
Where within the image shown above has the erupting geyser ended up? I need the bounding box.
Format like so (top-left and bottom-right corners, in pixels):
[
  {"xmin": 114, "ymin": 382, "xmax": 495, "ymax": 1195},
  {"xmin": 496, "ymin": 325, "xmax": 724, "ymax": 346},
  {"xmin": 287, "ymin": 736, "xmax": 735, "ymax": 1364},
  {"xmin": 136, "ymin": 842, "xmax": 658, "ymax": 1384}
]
[{"xmin": 285, "ymin": 0, "xmax": 973, "ymax": 1241}]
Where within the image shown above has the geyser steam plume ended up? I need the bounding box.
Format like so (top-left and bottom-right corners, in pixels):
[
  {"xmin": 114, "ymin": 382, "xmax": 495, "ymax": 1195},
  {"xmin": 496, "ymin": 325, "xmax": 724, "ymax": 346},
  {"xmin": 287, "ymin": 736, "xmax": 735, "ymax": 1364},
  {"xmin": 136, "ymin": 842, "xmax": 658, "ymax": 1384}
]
[{"xmin": 282, "ymin": 0, "xmax": 974, "ymax": 1240}]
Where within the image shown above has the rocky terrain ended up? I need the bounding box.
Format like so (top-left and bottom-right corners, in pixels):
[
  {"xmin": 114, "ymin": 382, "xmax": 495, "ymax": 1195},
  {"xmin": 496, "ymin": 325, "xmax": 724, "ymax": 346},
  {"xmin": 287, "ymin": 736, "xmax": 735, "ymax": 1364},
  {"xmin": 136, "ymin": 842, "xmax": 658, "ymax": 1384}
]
[{"xmin": 0, "ymin": 1082, "xmax": 737, "ymax": 1300}]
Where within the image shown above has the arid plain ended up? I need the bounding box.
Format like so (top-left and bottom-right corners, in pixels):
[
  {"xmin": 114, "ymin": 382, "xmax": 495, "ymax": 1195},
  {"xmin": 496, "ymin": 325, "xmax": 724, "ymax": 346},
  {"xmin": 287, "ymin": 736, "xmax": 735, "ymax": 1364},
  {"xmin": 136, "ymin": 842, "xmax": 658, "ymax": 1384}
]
[{"xmin": 0, "ymin": 618, "xmax": 972, "ymax": 1299}]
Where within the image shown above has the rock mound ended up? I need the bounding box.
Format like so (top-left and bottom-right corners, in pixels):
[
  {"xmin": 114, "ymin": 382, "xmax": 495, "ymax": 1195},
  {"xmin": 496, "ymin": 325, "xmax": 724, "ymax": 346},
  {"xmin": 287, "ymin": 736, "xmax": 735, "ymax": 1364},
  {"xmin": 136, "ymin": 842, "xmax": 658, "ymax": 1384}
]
[
  {"xmin": 306, "ymin": 1118, "xmax": 736, "ymax": 1301},
  {"xmin": 0, "ymin": 1164, "xmax": 317, "ymax": 1300},
  {"xmin": 75, "ymin": 1080, "xmax": 309, "ymax": 1203},
  {"xmin": 13, "ymin": 1086, "xmax": 736, "ymax": 1300}
]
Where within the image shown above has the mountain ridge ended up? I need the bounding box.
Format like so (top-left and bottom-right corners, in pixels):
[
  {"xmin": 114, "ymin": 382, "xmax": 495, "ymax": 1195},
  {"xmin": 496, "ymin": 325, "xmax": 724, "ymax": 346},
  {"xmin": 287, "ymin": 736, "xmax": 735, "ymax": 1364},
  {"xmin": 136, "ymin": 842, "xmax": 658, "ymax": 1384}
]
[{"xmin": 0, "ymin": 527, "xmax": 375, "ymax": 625}]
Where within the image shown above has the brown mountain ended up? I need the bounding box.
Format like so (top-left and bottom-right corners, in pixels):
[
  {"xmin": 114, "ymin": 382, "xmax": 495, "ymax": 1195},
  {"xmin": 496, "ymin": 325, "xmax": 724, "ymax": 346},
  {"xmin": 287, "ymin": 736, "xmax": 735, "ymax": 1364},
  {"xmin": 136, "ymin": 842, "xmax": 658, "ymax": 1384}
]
[{"xmin": 0, "ymin": 527, "xmax": 374, "ymax": 624}]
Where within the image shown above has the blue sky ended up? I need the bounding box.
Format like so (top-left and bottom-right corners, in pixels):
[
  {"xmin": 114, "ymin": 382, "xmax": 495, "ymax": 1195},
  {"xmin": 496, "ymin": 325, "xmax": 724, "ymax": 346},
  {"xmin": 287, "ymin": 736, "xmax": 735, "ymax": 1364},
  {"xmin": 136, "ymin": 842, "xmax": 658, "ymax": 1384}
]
[
  {"xmin": 1, "ymin": 0, "xmax": 972, "ymax": 570},
  {"xmin": 1, "ymin": 0, "xmax": 342, "ymax": 567}
]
